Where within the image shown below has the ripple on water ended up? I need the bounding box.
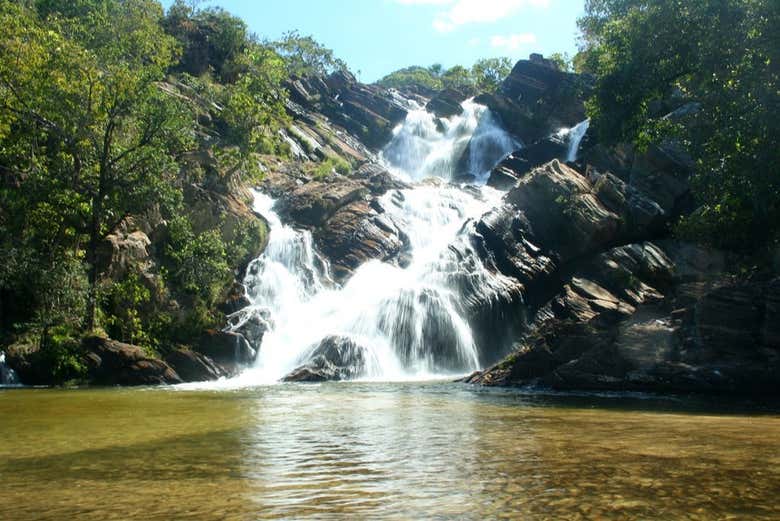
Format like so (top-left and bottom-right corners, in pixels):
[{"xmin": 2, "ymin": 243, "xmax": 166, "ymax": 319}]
[{"xmin": 0, "ymin": 383, "xmax": 779, "ymax": 520}]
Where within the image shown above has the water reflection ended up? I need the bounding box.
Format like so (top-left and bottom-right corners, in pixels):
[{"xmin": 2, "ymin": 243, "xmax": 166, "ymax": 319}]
[{"xmin": 0, "ymin": 384, "xmax": 778, "ymax": 520}]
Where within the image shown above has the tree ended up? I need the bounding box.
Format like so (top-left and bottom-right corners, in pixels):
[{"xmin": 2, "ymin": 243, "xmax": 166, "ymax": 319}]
[
  {"xmin": 471, "ymin": 57, "xmax": 512, "ymax": 92},
  {"xmin": 0, "ymin": 1, "xmax": 194, "ymax": 331},
  {"xmin": 441, "ymin": 65, "xmax": 475, "ymax": 90},
  {"xmin": 578, "ymin": 0, "xmax": 780, "ymax": 251},
  {"xmin": 548, "ymin": 52, "xmax": 573, "ymax": 72},
  {"xmin": 163, "ymin": 1, "xmax": 249, "ymax": 81},
  {"xmin": 272, "ymin": 30, "xmax": 348, "ymax": 77}
]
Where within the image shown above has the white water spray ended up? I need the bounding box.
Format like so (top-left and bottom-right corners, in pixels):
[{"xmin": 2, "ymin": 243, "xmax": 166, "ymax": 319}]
[
  {"xmin": 224, "ymin": 100, "xmax": 516, "ymax": 384},
  {"xmin": 557, "ymin": 119, "xmax": 591, "ymax": 162},
  {"xmin": 381, "ymin": 99, "xmax": 517, "ymax": 183}
]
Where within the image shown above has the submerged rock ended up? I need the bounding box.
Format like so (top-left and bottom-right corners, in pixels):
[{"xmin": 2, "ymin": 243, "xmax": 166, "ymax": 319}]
[{"xmin": 283, "ymin": 336, "xmax": 368, "ymax": 382}]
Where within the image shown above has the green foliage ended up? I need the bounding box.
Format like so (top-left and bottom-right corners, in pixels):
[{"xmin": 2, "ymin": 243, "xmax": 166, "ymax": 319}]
[
  {"xmin": 225, "ymin": 218, "xmax": 267, "ymax": 268},
  {"xmin": 548, "ymin": 52, "xmax": 573, "ymax": 72},
  {"xmin": 15, "ymin": 326, "xmax": 88, "ymax": 384},
  {"xmin": 163, "ymin": 0, "xmax": 248, "ymax": 81},
  {"xmin": 377, "ymin": 58, "xmax": 512, "ymax": 94},
  {"xmin": 376, "ymin": 65, "xmax": 445, "ymax": 91},
  {"xmin": 471, "ymin": 57, "xmax": 512, "ymax": 93},
  {"xmin": 101, "ymin": 272, "xmax": 153, "ymax": 347},
  {"xmin": 0, "ymin": 0, "xmax": 195, "ymax": 330},
  {"xmin": 578, "ymin": 0, "xmax": 779, "ymax": 252},
  {"xmin": 165, "ymin": 216, "xmax": 231, "ymax": 305},
  {"xmin": 313, "ymin": 156, "xmax": 351, "ymax": 179},
  {"xmin": 272, "ymin": 30, "xmax": 349, "ymax": 77}
]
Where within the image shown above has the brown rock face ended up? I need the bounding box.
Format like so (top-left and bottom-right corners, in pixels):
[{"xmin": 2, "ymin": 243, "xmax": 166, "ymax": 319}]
[
  {"xmin": 271, "ymin": 163, "xmax": 412, "ymax": 283},
  {"xmin": 468, "ymin": 241, "xmax": 780, "ymax": 395},
  {"xmin": 286, "ymin": 70, "xmax": 408, "ymax": 151},
  {"xmin": 476, "ymin": 57, "xmax": 592, "ymax": 145},
  {"xmin": 82, "ymin": 337, "xmax": 182, "ymax": 386},
  {"xmin": 277, "ymin": 179, "xmax": 369, "ymax": 227},
  {"xmin": 165, "ymin": 349, "xmax": 227, "ymax": 382}
]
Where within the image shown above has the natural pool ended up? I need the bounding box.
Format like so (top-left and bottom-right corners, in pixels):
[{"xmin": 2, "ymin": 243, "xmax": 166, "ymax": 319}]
[{"xmin": 1, "ymin": 383, "xmax": 778, "ymax": 520}]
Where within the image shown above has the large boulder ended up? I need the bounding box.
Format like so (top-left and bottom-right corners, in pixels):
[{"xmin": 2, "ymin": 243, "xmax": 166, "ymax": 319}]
[
  {"xmin": 476, "ymin": 55, "xmax": 592, "ymax": 145},
  {"xmin": 286, "ymin": 71, "xmax": 408, "ymax": 150},
  {"xmin": 315, "ymin": 200, "xmax": 408, "ymax": 281},
  {"xmin": 195, "ymin": 330, "xmax": 256, "ymax": 376},
  {"xmin": 277, "ymin": 178, "xmax": 369, "ymax": 227},
  {"xmin": 82, "ymin": 337, "xmax": 182, "ymax": 386},
  {"xmin": 505, "ymin": 160, "xmax": 621, "ymax": 260},
  {"xmin": 468, "ymin": 241, "xmax": 780, "ymax": 395},
  {"xmin": 165, "ymin": 349, "xmax": 227, "ymax": 382},
  {"xmin": 275, "ymin": 165, "xmax": 412, "ymax": 282},
  {"xmin": 283, "ymin": 335, "xmax": 369, "ymax": 382},
  {"xmin": 426, "ymin": 87, "xmax": 474, "ymax": 119}
]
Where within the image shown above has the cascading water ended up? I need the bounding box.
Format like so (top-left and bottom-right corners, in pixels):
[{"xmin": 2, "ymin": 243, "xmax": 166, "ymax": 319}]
[
  {"xmin": 224, "ymin": 100, "xmax": 517, "ymax": 384},
  {"xmin": 381, "ymin": 99, "xmax": 517, "ymax": 182},
  {"xmin": 557, "ymin": 119, "xmax": 591, "ymax": 162},
  {"xmin": 0, "ymin": 351, "xmax": 19, "ymax": 386}
]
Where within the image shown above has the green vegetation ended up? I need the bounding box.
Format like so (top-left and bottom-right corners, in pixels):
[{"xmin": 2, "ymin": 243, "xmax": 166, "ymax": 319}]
[
  {"xmin": 376, "ymin": 58, "xmax": 513, "ymax": 93},
  {"xmin": 577, "ymin": 0, "xmax": 779, "ymax": 252},
  {"xmin": 0, "ymin": 0, "xmax": 320, "ymax": 371}
]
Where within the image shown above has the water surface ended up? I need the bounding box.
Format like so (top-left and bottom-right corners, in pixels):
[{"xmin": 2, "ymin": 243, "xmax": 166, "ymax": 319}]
[{"xmin": 1, "ymin": 383, "xmax": 779, "ymax": 520}]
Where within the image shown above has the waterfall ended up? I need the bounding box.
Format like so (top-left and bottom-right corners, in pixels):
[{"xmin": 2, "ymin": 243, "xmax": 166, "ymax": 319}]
[
  {"xmin": 557, "ymin": 119, "xmax": 591, "ymax": 162},
  {"xmin": 0, "ymin": 352, "xmax": 19, "ymax": 386},
  {"xmin": 380, "ymin": 99, "xmax": 517, "ymax": 183},
  {"xmin": 226, "ymin": 100, "xmax": 515, "ymax": 384}
]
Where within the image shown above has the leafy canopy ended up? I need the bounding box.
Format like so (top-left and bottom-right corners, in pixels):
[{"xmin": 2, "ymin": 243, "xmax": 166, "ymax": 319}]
[{"xmin": 577, "ymin": 0, "xmax": 779, "ymax": 252}]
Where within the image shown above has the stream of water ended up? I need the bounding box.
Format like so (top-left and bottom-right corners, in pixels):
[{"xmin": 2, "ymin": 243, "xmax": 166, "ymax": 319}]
[
  {"xmin": 225, "ymin": 99, "xmax": 519, "ymax": 384},
  {"xmin": 3, "ymin": 102, "xmax": 778, "ymax": 521}
]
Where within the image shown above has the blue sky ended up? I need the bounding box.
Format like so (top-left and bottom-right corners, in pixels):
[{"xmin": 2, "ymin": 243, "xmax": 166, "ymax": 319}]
[{"xmin": 160, "ymin": 0, "xmax": 585, "ymax": 83}]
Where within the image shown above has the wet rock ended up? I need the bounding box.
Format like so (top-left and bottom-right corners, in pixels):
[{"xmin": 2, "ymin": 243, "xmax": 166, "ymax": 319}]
[
  {"xmin": 352, "ymin": 162, "xmax": 411, "ymax": 195},
  {"xmin": 426, "ymin": 87, "xmax": 474, "ymax": 119},
  {"xmin": 472, "ymin": 204, "xmax": 556, "ymax": 292},
  {"xmin": 229, "ymin": 309, "xmax": 272, "ymax": 350},
  {"xmin": 315, "ymin": 200, "xmax": 407, "ymax": 281},
  {"xmin": 277, "ymin": 179, "xmax": 369, "ymax": 227},
  {"xmin": 165, "ymin": 349, "xmax": 226, "ymax": 382},
  {"xmin": 195, "ymin": 330, "xmax": 256, "ymax": 376},
  {"xmin": 487, "ymin": 138, "xmax": 568, "ymax": 189},
  {"xmin": 283, "ymin": 336, "xmax": 368, "ymax": 382},
  {"xmin": 83, "ymin": 337, "xmax": 182, "ymax": 386},
  {"xmin": 217, "ymin": 282, "xmax": 251, "ymax": 315}
]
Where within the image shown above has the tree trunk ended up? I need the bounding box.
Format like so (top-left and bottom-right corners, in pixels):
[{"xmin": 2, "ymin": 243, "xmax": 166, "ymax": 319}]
[{"xmin": 85, "ymin": 193, "xmax": 102, "ymax": 332}]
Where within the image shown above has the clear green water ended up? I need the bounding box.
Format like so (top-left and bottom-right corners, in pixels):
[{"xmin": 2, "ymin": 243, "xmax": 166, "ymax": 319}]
[{"xmin": 1, "ymin": 383, "xmax": 778, "ymax": 520}]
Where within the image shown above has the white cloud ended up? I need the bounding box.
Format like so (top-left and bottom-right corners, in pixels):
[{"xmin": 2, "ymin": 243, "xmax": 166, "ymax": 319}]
[
  {"xmin": 395, "ymin": 0, "xmax": 452, "ymax": 4},
  {"xmin": 467, "ymin": 37, "xmax": 482, "ymax": 46},
  {"xmin": 429, "ymin": 0, "xmax": 550, "ymax": 32},
  {"xmin": 490, "ymin": 33, "xmax": 538, "ymax": 51},
  {"xmin": 394, "ymin": 0, "xmax": 551, "ymax": 33}
]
